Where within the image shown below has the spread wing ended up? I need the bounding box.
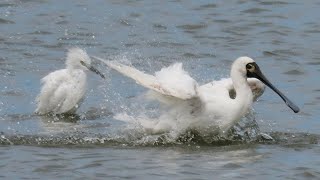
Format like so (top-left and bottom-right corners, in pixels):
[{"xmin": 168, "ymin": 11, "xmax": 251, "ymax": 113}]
[
  {"xmin": 93, "ymin": 56, "xmax": 199, "ymax": 100},
  {"xmin": 94, "ymin": 56, "xmax": 265, "ymax": 102}
]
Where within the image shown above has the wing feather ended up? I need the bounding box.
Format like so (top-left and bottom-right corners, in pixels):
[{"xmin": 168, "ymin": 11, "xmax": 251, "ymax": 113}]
[{"xmin": 93, "ymin": 56, "xmax": 198, "ymax": 100}]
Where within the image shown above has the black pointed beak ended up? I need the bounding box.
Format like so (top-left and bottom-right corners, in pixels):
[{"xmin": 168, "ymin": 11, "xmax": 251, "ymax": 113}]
[
  {"xmin": 80, "ymin": 61, "xmax": 105, "ymax": 79},
  {"xmin": 247, "ymin": 63, "xmax": 299, "ymax": 113}
]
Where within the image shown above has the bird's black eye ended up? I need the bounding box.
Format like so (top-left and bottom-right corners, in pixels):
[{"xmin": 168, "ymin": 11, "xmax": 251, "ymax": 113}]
[{"xmin": 246, "ymin": 63, "xmax": 255, "ymax": 72}]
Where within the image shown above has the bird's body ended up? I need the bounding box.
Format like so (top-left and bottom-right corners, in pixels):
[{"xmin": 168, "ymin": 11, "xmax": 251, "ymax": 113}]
[
  {"xmin": 35, "ymin": 48, "xmax": 105, "ymax": 115},
  {"xmin": 36, "ymin": 69, "xmax": 87, "ymax": 115},
  {"xmin": 195, "ymin": 59, "xmax": 256, "ymax": 131},
  {"xmin": 94, "ymin": 56, "xmax": 298, "ymax": 134}
]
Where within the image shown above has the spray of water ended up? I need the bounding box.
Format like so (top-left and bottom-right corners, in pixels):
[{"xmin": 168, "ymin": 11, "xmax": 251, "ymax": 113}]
[{"xmin": 94, "ymin": 53, "xmax": 263, "ymax": 145}]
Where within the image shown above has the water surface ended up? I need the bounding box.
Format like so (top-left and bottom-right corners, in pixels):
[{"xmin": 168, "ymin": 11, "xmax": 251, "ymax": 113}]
[{"xmin": 0, "ymin": 0, "xmax": 319, "ymax": 179}]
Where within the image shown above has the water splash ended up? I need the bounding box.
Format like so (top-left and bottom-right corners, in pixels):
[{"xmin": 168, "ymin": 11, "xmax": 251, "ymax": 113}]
[{"xmin": 92, "ymin": 54, "xmax": 270, "ymax": 145}]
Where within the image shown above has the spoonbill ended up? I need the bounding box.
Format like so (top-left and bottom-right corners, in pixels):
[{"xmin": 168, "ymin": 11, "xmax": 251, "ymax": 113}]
[
  {"xmin": 93, "ymin": 56, "xmax": 299, "ymax": 134},
  {"xmin": 35, "ymin": 48, "xmax": 105, "ymax": 116}
]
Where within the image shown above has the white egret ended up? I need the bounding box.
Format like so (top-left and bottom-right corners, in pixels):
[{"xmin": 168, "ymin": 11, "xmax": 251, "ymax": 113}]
[{"xmin": 35, "ymin": 48, "xmax": 105, "ymax": 116}]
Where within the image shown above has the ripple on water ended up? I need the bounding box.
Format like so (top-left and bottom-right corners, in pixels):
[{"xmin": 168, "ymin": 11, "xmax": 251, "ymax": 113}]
[
  {"xmin": 0, "ymin": 57, "xmax": 6, "ymax": 63},
  {"xmin": 259, "ymin": 1, "xmax": 291, "ymax": 5},
  {"xmin": 129, "ymin": 12, "xmax": 141, "ymax": 18},
  {"xmin": 222, "ymin": 163, "xmax": 243, "ymax": 169},
  {"xmin": 263, "ymin": 51, "xmax": 280, "ymax": 57},
  {"xmin": 247, "ymin": 22, "xmax": 273, "ymax": 28},
  {"xmin": 0, "ymin": 18, "xmax": 14, "ymax": 24},
  {"xmin": 283, "ymin": 69, "xmax": 305, "ymax": 76},
  {"xmin": 176, "ymin": 23, "xmax": 208, "ymax": 30},
  {"xmin": 241, "ymin": 8, "xmax": 271, "ymax": 14},
  {"xmin": 147, "ymin": 41, "xmax": 189, "ymax": 48},
  {"xmin": 263, "ymin": 49, "xmax": 301, "ymax": 59},
  {"xmin": 153, "ymin": 24, "xmax": 167, "ymax": 30},
  {"xmin": 307, "ymin": 60, "xmax": 320, "ymax": 65},
  {"xmin": 124, "ymin": 43, "xmax": 139, "ymax": 48},
  {"xmin": 0, "ymin": 3, "xmax": 16, "ymax": 7},
  {"xmin": 42, "ymin": 44, "xmax": 63, "ymax": 49},
  {"xmin": 294, "ymin": 167, "xmax": 320, "ymax": 179},
  {"xmin": 182, "ymin": 53, "xmax": 205, "ymax": 59},
  {"xmin": 0, "ymin": 123, "xmax": 318, "ymax": 147},
  {"xmin": 33, "ymin": 164, "xmax": 68, "ymax": 173},
  {"xmin": 212, "ymin": 19, "xmax": 231, "ymax": 24},
  {"xmin": 192, "ymin": 3, "xmax": 217, "ymax": 11},
  {"xmin": 0, "ymin": 90, "xmax": 24, "ymax": 97},
  {"xmin": 28, "ymin": 31, "xmax": 53, "ymax": 35},
  {"xmin": 55, "ymin": 20, "xmax": 68, "ymax": 25}
]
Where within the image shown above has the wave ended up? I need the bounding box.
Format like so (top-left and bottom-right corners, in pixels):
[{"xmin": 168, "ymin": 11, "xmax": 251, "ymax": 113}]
[{"xmin": 0, "ymin": 130, "xmax": 318, "ymax": 147}]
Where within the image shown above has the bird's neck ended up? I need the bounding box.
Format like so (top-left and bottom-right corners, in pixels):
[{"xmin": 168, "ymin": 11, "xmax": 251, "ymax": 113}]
[
  {"xmin": 67, "ymin": 67, "xmax": 86, "ymax": 73},
  {"xmin": 230, "ymin": 70, "xmax": 253, "ymax": 112},
  {"xmin": 67, "ymin": 68, "xmax": 87, "ymax": 79}
]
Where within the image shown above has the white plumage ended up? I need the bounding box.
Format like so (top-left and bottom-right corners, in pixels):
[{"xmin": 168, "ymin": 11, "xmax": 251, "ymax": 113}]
[
  {"xmin": 35, "ymin": 48, "xmax": 104, "ymax": 115},
  {"xmin": 93, "ymin": 56, "xmax": 299, "ymax": 135}
]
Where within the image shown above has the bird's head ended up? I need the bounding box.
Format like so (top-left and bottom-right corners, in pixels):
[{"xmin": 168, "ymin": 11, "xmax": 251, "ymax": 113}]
[
  {"xmin": 66, "ymin": 48, "xmax": 105, "ymax": 78},
  {"xmin": 232, "ymin": 56, "xmax": 299, "ymax": 113}
]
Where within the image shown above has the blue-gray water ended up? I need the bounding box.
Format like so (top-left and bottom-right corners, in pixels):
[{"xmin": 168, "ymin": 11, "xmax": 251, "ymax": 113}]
[{"xmin": 0, "ymin": 0, "xmax": 320, "ymax": 179}]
